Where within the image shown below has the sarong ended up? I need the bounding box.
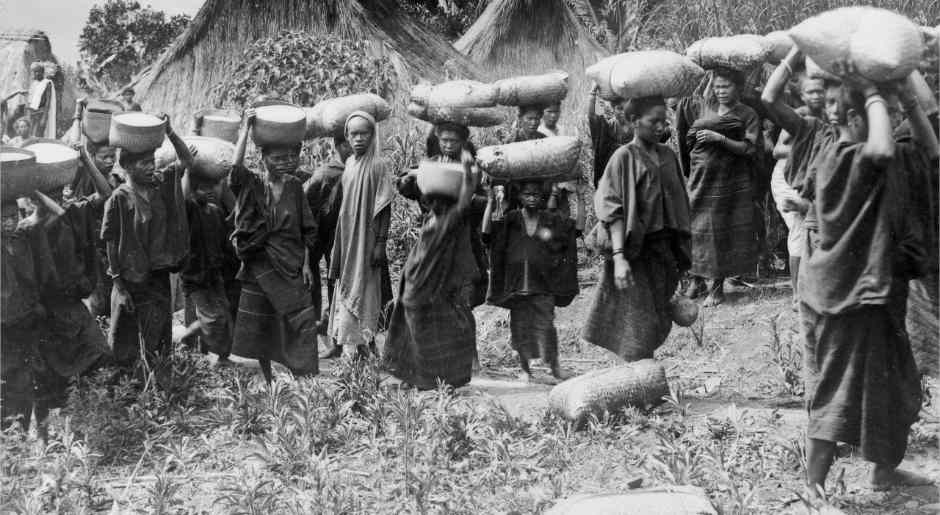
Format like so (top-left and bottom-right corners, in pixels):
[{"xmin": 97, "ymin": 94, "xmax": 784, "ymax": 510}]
[
  {"xmin": 183, "ymin": 273, "xmax": 233, "ymax": 358},
  {"xmin": 508, "ymin": 294, "xmax": 557, "ymax": 364},
  {"xmin": 770, "ymin": 159, "xmax": 805, "ymax": 258},
  {"xmin": 40, "ymin": 297, "xmax": 108, "ymax": 377},
  {"xmin": 582, "ymin": 238, "xmax": 679, "ymax": 361},
  {"xmin": 108, "ymin": 270, "xmax": 172, "ymax": 366}
]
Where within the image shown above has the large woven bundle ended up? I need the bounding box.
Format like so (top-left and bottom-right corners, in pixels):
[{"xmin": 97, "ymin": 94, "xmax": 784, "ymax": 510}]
[
  {"xmin": 304, "ymin": 93, "xmax": 390, "ymax": 139},
  {"xmin": 907, "ymin": 276, "xmax": 939, "ymax": 377},
  {"xmin": 154, "ymin": 136, "xmax": 235, "ymax": 181},
  {"xmin": 686, "ymin": 35, "xmax": 773, "ymax": 71},
  {"xmin": 587, "ymin": 51, "xmax": 704, "ymax": 100},
  {"xmin": 476, "ymin": 136, "xmax": 580, "ymax": 182},
  {"xmin": 545, "ymin": 486, "xmax": 717, "ymax": 515},
  {"xmin": 789, "ymin": 7, "xmax": 923, "ymax": 82},
  {"xmin": 407, "ymin": 102, "xmax": 506, "ymax": 128},
  {"xmin": 805, "ymin": 57, "xmax": 839, "ymax": 81},
  {"xmin": 411, "ymin": 80, "xmax": 498, "ymax": 109},
  {"xmin": 766, "ymin": 31, "xmax": 795, "ymax": 63},
  {"xmin": 548, "ymin": 359, "xmax": 669, "ymax": 423},
  {"xmin": 493, "ymin": 71, "xmax": 568, "ymax": 106},
  {"xmin": 3, "ymin": 143, "xmax": 77, "ymax": 203}
]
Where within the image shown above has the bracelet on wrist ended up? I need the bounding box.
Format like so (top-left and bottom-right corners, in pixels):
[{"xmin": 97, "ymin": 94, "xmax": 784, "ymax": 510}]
[
  {"xmin": 781, "ymin": 61, "xmax": 793, "ymax": 75},
  {"xmin": 864, "ymin": 95, "xmax": 886, "ymax": 110},
  {"xmin": 611, "ymin": 249, "xmax": 624, "ymax": 256}
]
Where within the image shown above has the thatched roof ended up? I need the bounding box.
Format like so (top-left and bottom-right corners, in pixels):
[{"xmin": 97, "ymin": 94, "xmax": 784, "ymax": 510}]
[
  {"xmin": 0, "ymin": 29, "xmax": 78, "ymax": 137},
  {"xmin": 129, "ymin": 0, "xmax": 484, "ymax": 130},
  {"xmin": 455, "ymin": 0, "xmax": 608, "ymax": 130}
]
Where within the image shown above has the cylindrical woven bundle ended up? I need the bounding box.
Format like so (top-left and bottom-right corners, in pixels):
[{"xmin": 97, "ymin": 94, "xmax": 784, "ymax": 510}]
[
  {"xmin": 82, "ymin": 99, "xmax": 124, "ymax": 145},
  {"xmin": 252, "ymin": 104, "xmax": 306, "ymax": 147},
  {"xmin": 804, "ymin": 56, "xmax": 838, "ymax": 81},
  {"xmin": 154, "ymin": 136, "xmax": 235, "ymax": 181},
  {"xmin": 493, "ymin": 71, "xmax": 568, "ymax": 106},
  {"xmin": 548, "ymin": 359, "xmax": 669, "ymax": 423},
  {"xmin": 410, "ymin": 80, "xmax": 498, "ymax": 109},
  {"xmin": 587, "ymin": 51, "xmax": 705, "ymax": 100},
  {"xmin": 765, "ymin": 31, "xmax": 794, "ymax": 63},
  {"xmin": 415, "ymin": 161, "xmax": 464, "ymax": 199},
  {"xmin": 686, "ymin": 35, "xmax": 773, "ymax": 71},
  {"xmin": 197, "ymin": 108, "xmax": 241, "ymax": 144},
  {"xmin": 1, "ymin": 146, "xmax": 38, "ymax": 204},
  {"xmin": 305, "ymin": 93, "xmax": 391, "ymax": 139},
  {"xmin": 789, "ymin": 7, "xmax": 923, "ymax": 82},
  {"xmin": 545, "ymin": 487, "xmax": 717, "ymax": 515},
  {"xmin": 408, "ymin": 102, "xmax": 506, "ymax": 128},
  {"xmin": 109, "ymin": 112, "xmax": 166, "ymax": 153},
  {"xmin": 477, "ymin": 136, "xmax": 580, "ymax": 181}
]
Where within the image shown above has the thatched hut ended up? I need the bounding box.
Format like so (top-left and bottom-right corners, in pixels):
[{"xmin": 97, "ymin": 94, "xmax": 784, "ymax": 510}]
[
  {"xmin": 0, "ymin": 29, "xmax": 78, "ymax": 138},
  {"xmin": 454, "ymin": 0, "xmax": 608, "ymax": 139},
  {"xmin": 128, "ymin": 0, "xmax": 483, "ymax": 131}
]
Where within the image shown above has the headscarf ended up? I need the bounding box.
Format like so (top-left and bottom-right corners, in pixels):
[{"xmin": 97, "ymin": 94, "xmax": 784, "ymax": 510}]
[{"xmin": 343, "ymin": 111, "xmax": 392, "ymax": 218}]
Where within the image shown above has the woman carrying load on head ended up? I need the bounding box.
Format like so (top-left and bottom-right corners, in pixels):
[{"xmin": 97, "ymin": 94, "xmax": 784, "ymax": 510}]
[
  {"xmin": 588, "ymin": 85, "xmax": 633, "ymax": 188},
  {"xmin": 583, "ymin": 96, "xmax": 692, "ymax": 362},
  {"xmin": 385, "ymin": 151, "xmax": 481, "ymax": 389},
  {"xmin": 229, "ymin": 108, "xmax": 320, "ymax": 383},
  {"xmin": 327, "ymin": 111, "xmax": 394, "ymax": 361},
  {"xmin": 676, "ymin": 67, "xmax": 760, "ymax": 307},
  {"xmin": 763, "ymin": 48, "xmax": 938, "ymax": 494}
]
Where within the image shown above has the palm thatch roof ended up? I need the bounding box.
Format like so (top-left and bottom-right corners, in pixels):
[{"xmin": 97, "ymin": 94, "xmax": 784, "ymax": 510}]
[
  {"xmin": 0, "ymin": 29, "xmax": 78, "ymax": 136},
  {"xmin": 128, "ymin": 0, "xmax": 484, "ymax": 130},
  {"xmin": 455, "ymin": 0, "xmax": 608, "ymax": 131}
]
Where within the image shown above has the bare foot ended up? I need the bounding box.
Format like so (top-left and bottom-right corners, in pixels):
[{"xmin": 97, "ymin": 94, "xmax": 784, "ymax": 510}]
[
  {"xmin": 702, "ymin": 288, "xmax": 724, "ymax": 307},
  {"xmin": 871, "ymin": 467, "xmax": 935, "ymax": 491}
]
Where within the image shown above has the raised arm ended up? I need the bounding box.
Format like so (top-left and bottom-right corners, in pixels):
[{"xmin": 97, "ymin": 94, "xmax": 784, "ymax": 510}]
[
  {"xmin": 899, "ymin": 72, "xmax": 940, "ymax": 160},
  {"xmin": 78, "ymin": 144, "xmax": 113, "ymax": 201},
  {"xmin": 587, "ymin": 84, "xmax": 599, "ymax": 120},
  {"xmin": 457, "ymin": 149, "xmax": 480, "ymax": 213},
  {"xmin": 163, "ymin": 114, "xmax": 194, "ymax": 173},
  {"xmin": 858, "ymin": 84, "xmax": 895, "ymax": 166},
  {"xmin": 32, "ymin": 190, "xmax": 66, "ymax": 226},
  {"xmin": 233, "ymin": 108, "xmax": 254, "ymax": 168},
  {"xmin": 761, "ymin": 47, "xmax": 806, "ymax": 134}
]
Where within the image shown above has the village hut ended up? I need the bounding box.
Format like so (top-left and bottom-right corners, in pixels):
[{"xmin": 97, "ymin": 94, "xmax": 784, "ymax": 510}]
[
  {"xmin": 454, "ymin": 0, "xmax": 608, "ymax": 145},
  {"xmin": 127, "ymin": 0, "xmax": 483, "ymax": 131},
  {"xmin": 0, "ymin": 29, "xmax": 78, "ymax": 138}
]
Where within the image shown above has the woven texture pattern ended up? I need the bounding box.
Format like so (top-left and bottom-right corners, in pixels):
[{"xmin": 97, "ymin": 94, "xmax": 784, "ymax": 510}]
[
  {"xmin": 548, "ymin": 359, "xmax": 668, "ymax": 423},
  {"xmin": 407, "ymin": 102, "xmax": 506, "ymax": 127},
  {"xmin": 410, "ymin": 80, "xmax": 498, "ymax": 109},
  {"xmin": 304, "ymin": 93, "xmax": 390, "ymax": 139},
  {"xmin": 587, "ymin": 51, "xmax": 704, "ymax": 100},
  {"xmin": 154, "ymin": 136, "xmax": 235, "ymax": 181},
  {"xmin": 686, "ymin": 35, "xmax": 772, "ymax": 71},
  {"xmin": 251, "ymin": 105, "xmax": 306, "ymax": 146},
  {"xmin": 109, "ymin": 113, "xmax": 167, "ymax": 153},
  {"xmin": 493, "ymin": 71, "xmax": 568, "ymax": 106},
  {"xmin": 477, "ymin": 136, "xmax": 580, "ymax": 181}
]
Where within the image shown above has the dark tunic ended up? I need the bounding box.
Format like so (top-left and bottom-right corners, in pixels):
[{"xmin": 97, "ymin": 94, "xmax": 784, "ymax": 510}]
[
  {"xmin": 583, "ymin": 142, "xmax": 692, "ymax": 360},
  {"xmin": 589, "ymin": 113, "xmax": 633, "ymax": 187},
  {"xmin": 304, "ymin": 157, "xmax": 344, "ymax": 316},
  {"xmin": 678, "ymin": 99, "xmax": 760, "ymax": 278}
]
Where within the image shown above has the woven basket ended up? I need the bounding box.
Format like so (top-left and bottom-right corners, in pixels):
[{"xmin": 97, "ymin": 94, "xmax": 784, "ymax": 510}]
[
  {"xmin": 765, "ymin": 31, "xmax": 794, "ymax": 63},
  {"xmin": 82, "ymin": 99, "xmax": 124, "ymax": 144},
  {"xmin": 252, "ymin": 104, "xmax": 306, "ymax": 147},
  {"xmin": 1, "ymin": 146, "xmax": 38, "ymax": 204},
  {"xmin": 548, "ymin": 359, "xmax": 669, "ymax": 424},
  {"xmin": 545, "ymin": 487, "xmax": 717, "ymax": 515},
  {"xmin": 305, "ymin": 93, "xmax": 390, "ymax": 139},
  {"xmin": 196, "ymin": 108, "xmax": 241, "ymax": 144},
  {"xmin": 790, "ymin": 7, "xmax": 923, "ymax": 82},
  {"xmin": 410, "ymin": 80, "xmax": 498, "ymax": 109},
  {"xmin": 493, "ymin": 71, "xmax": 568, "ymax": 106},
  {"xmin": 686, "ymin": 35, "xmax": 773, "ymax": 71},
  {"xmin": 408, "ymin": 102, "xmax": 506, "ymax": 128},
  {"xmin": 109, "ymin": 113, "xmax": 166, "ymax": 153},
  {"xmin": 477, "ymin": 136, "xmax": 580, "ymax": 182},
  {"xmin": 415, "ymin": 161, "xmax": 464, "ymax": 199},
  {"xmin": 154, "ymin": 136, "xmax": 235, "ymax": 181},
  {"xmin": 669, "ymin": 296, "xmax": 699, "ymax": 327},
  {"xmin": 588, "ymin": 51, "xmax": 705, "ymax": 100},
  {"xmin": 6, "ymin": 140, "xmax": 78, "ymax": 202}
]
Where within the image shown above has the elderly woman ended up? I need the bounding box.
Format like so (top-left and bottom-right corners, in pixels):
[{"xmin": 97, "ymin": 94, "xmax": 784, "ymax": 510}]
[
  {"xmin": 327, "ymin": 111, "xmax": 394, "ymax": 360},
  {"xmin": 677, "ymin": 67, "xmax": 760, "ymax": 306}
]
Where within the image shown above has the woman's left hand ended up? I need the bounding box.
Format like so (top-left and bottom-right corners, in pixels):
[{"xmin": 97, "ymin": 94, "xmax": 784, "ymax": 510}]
[
  {"xmin": 696, "ymin": 129, "xmax": 724, "ymax": 145},
  {"xmin": 302, "ymin": 264, "xmax": 315, "ymax": 290}
]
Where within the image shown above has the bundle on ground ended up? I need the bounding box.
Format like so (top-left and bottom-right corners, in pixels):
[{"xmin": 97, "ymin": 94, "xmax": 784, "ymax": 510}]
[
  {"xmin": 587, "ymin": 51, "xmax": 704, "ymax": 100},
  {"xmin": 686, "ymin": 35, "xmax": 773, "ymax": 71},
  {"xmin": 548, "ymin": 359, "xmax": 669, "ymax": 424},
  {"xmin": 789, "ymin": 7, "xmax": 923, "ymax": 82},
  {"xmin": 154, "ymin": 136, "xmax": 235, "ymax": 181},
  {"xmin": 493, "ymin": 71, "xmax": 568, "ymax": 106},
  {"xmin": 476, "ymin": 136, "xmax": 580, "ymax": 181},
  {"xmin": 410, "ymin": 80, "xmax": 498, "ymax": 109},
  {"xmin": 304, "ymin": 93, "xmax": 390, "ymax": 139},
  {"xmin": 407, "ymin": 102, "xmax": 506, "ymax": 127},
  {"xmin": 545, "ymin": 486, "xmax": 717, "ymax": 515}
]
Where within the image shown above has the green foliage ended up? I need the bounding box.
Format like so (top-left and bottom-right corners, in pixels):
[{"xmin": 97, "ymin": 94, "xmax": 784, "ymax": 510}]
[
  {"xmin": 400, "ymin": 0, "xmax": 488, "ymax": 40},
  {"xmin": 79, "ymin": 0, "xmax": 190, "ymax": 90}
]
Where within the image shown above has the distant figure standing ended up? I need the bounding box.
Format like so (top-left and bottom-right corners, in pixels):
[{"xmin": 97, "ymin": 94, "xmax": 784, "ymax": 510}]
[
  {"xmin": 588, "ymin": 85, "xmax": 633, "ymax": 187},
  {"xmin": 27, "ymin": 62, "xmax": 55, "ymax": 138},
  {"xmin": 120, "ymin": 88, "xmax": 142, "ymax": 112}
]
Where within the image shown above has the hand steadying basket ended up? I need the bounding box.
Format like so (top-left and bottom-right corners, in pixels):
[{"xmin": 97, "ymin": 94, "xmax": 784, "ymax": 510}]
[
  {"xmin": 154, "ymin": 136, "xmax": 235, "ymax": 181},
  {"xmin": 548, "ymin": 359, "xmax": 669, "ymax": 424},
  {"xmin": 545, "ymin": 486, "xmax": 717, "ymax": 515},
  {"xmin": 587, "ymin": 51, "xmax": 704, "ymax": 100},
  {"xmin": 493, "ymin": 71, "xmax": 568, "ymax": 106},
  {"xmin": 476, "ymin": 136, "xmax": 580, "ymax": 182},
  {"xmin": 789, "ymin": 7, "xmax": 923, "ymax": 82},
  {"xmin": 686, "ymin": 35, "xmax": 773, "ymax": 71}
]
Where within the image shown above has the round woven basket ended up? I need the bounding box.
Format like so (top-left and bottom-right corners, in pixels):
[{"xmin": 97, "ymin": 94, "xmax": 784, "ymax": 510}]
[
  {"xmin": 109, "ymin": 113, "xmax": 167, "ymax": 153},
  {"xmin": 83, "ymin": 99, "xmax": 124, "ymax": 144},
  {"xmin": 1, "ymin": 146, "xmax": 37, "ymax": 204},
  {"xmin": 197, "ymin": 108, "xmax": 241, "ymax": 144},
  {"xmin": 252, "ymin": 104, "xmax": 306, "ymax": 147},
  {"xmin": 416, "ymin": 161, "xmax": 464, "ymax": 199}
]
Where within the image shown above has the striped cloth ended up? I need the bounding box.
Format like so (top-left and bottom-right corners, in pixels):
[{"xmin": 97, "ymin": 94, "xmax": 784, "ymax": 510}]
[{"xmin": 508, "ymin": 294, "xmax": 558, "ymax": 365}]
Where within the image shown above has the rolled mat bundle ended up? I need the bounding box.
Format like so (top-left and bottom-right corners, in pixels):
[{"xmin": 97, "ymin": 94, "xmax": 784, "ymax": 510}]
[
  {"xmin": 545, "ymin": 486, "xmax": 717, "ymax": 515},
  {"xmin": 493, "ymin": 71, "xmax": 568, "ymax": 106},
  {"xmin": 587, "ymin": 51, "xmax": 704, "ymax": 100},
  {"xmin": 765, "ymin": 31, "xmax": 795, "ymax": 63},
  {"xmin": 82, "ymin": 99, "xmax": 124, "ymax": 144},
  {"xmin": 252, "ymin": 104, "xmax": 306, "ymax": 147},
  {"xmin": 407, "ymin": 102, "xmax": 506, "ymax": 128},
  {"xmin": 415, "ymin": 161, "xmax": 464, "ymax": 199},
  {"xmin": 548, "ymin": 359, "xmax": 669, "ymax": 424},
  {"xmin": 154, "ymin": 136, "xmax": 235, "ymax": 181},
  {"xmin": 789, "ymin": 7, "xmax": 923, "ymax": 82},
  {"xmin": 476, "ymin": 136, "xmax": 580, "ymax": 182},
  {"xmin": 411, "ymin": 80, "xmax": 498, "ymax": 109},
  {"xmin": 196, "ymin": 108, "xmax": 241, "ymax": 144},
  {"xmin": 3, "ymin": 142, "xmax": 78, "ymax": 203},
  {"xmin": 305, "ymin": 93, "xmax": 390, "ymax": 139},
  {"xmin": 109, "ymin": 112, "xmax": 167, "ymax": 153},
  {"xmin": 686, "ymin": 34, "xmax": 773, "ymax": 71},
  {"xmin": 804, "ymin": 56, "xmax": 839, "ymax": 81}
]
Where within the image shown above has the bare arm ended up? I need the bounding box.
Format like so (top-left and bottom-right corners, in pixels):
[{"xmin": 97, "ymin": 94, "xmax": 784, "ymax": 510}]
[
  {"xmin": 773, "ymin": 129, "xmax": 793, "ymax": 160},
  {"xmin": 32, "ymin": 190, "xmax": 65, "ymax": 225},
  {"xmin": 233, "ymin": 110, "xmax": 253, "ymax": 168},
  {"xmin": 860, "ymin": 85, "xmax": 896, "ymax": 166},
  {"xmin": 165, "ymin": 119, "xmax": 194, "ymax": 173},
  {"xmin": 79, "ymin": 145, "xmax": 113, "ymax": 200},
  {"xmin": 457, "ymin": 150, "xmax": 480, "ymax": 213},
  {"xmin": 761, "ymin": 47, "xmax": 805, "ymax": 134},
  {"xmin": 587, "ymin": 84, "xmax": 599, "ymax": 120}
]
